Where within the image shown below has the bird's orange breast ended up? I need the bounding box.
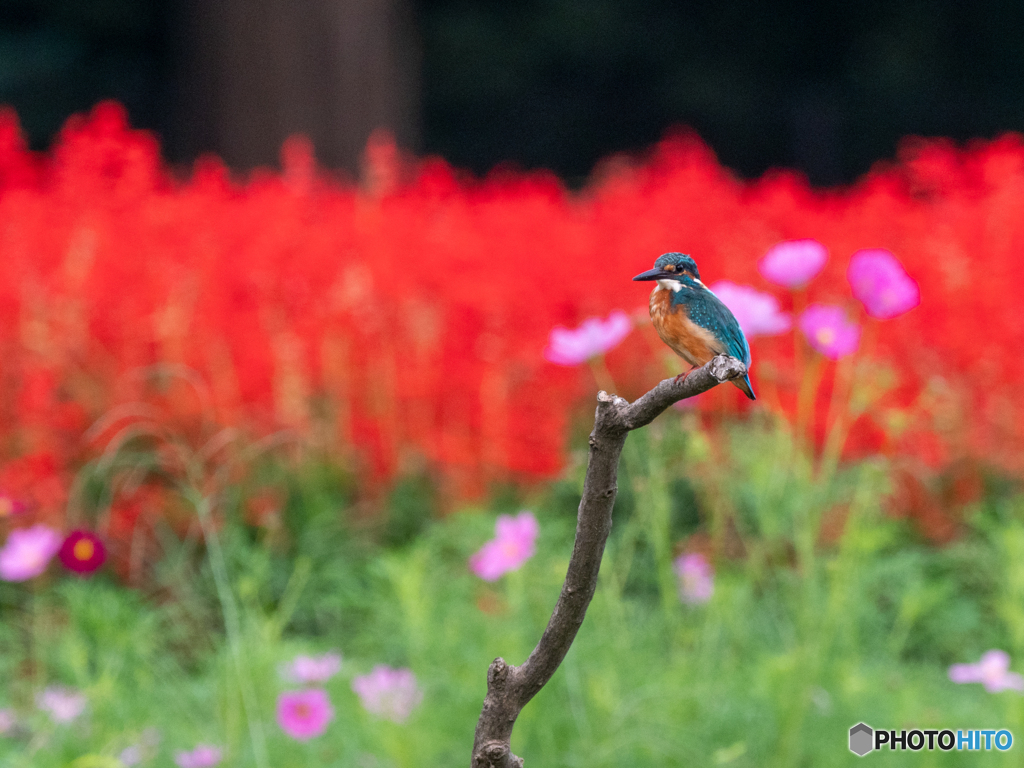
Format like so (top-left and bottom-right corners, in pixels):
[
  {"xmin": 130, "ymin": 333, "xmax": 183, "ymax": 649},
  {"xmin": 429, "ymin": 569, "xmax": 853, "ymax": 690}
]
[{"xmin": 649, "ymin": 287, "xmax": 720, "ymax": 367}]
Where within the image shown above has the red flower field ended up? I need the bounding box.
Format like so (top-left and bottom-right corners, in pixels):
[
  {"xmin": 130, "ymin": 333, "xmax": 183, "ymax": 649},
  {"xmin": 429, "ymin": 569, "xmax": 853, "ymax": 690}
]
[{"xmin": 0, "ymin": 101, "xmax": 1021, "ymax": 522}]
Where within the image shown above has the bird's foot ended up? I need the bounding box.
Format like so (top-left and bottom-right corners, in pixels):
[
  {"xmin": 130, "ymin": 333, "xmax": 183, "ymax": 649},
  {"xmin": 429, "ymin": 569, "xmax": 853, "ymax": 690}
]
[{"xmin": 673, "ymin": 367, "xmax": 697, "ymax": 384}]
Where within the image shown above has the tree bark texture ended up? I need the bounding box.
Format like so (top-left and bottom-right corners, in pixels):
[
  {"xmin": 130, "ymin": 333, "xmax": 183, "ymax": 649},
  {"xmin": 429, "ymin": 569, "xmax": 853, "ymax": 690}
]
[
  {"xmin": 471, "ymin": 355, "xmax": 749, "ymax": 768},
  {"xmin": 172, "ymin": 0, "xmax": 420, "ymax": 173}
]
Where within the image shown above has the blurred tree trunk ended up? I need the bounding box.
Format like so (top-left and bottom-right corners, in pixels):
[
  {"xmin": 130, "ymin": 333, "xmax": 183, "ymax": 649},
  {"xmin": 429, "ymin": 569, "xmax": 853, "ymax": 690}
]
[{"xmin": 172, "ymin": 0, "xmax": 419, "ymax": 173}]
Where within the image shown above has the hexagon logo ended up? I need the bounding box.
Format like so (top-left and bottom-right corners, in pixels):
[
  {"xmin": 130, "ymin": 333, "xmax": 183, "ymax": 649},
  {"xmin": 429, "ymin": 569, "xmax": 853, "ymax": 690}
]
[{"xmin": 849, "ymin": 722, "xmax": 874, "ymax": 756}]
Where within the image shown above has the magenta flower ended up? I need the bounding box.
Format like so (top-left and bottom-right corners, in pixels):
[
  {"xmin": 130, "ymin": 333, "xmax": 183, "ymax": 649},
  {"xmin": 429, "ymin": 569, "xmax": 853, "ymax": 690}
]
[
  {"xmin": 280, "ymin": 652, "xmax": 342, "ymax": 684},
  {"xmin": 174, "ymin": 745, "xmax": 222, "ymax": 768},
  {"xmin": 544, "ymin": 310, "xmax": 632, "ymax": 365},
  {"xmin": 0, "ymin": 708, "xmax": 15, "ymax": 735},
  {"xmin": 0, "ymin": 524, "xmax": 62, "ymax": 581},
  {"xmin": 847, "ymin": 248, "xmax": 921, "ymax": 319},
  {"xmin": 277, "ymin": 689, "xmax": 334, "ymax": 741},
  {"xmin": 469, "ymin": 511, "xmax": 539, "ymax": 581},
  {"xmin": 949, "ymin": 650, "xmax": 1024, "ymax": 693},
  {"xmin": 799, "ymin": 304, "xmax": 860, "ymax": 360},
  {"xmin": 709, "ymin": 281, "xmax": 792, "ymax": 337},
  {"xmin": 0, "ymin": 492, "xmax": 27, "ymax": 518},
  {"xmin": 759, "ymin": 239, "xmax": 828, "ymax": 288},
  {"xmin": 58, "ymin": 530, "xmax": 107, "ymax": 575},
  {"xmin": 352, "ymin": 665, "xmax": 423, "ymax": 723},
  {"xmin": 674, "ymin": 553, "xmax": 714, "ymax": 604},
  {"xmin": 36, "ymin": 686, "xmax": 86, "ymax": 724}
]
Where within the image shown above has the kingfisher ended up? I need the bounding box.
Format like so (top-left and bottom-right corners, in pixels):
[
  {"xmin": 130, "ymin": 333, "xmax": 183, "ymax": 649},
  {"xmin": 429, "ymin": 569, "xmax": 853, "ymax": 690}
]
[{"xmin": 633, "ymin": 252, "xmax": 755, "ymax": 400}]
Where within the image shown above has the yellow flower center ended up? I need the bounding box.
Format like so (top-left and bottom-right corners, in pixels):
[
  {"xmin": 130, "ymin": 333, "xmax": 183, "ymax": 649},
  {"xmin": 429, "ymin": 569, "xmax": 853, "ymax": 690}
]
[
  {"xmin": 73, "ymin": 539, "xmax": 95, "ymax": 561},
  {"xmin": 816, "ymin": 328, "xmax": 835, "ymax": 345},
  {"xmin": 499, "ymin": 541, "xmax": 520, "ymax": 558}
]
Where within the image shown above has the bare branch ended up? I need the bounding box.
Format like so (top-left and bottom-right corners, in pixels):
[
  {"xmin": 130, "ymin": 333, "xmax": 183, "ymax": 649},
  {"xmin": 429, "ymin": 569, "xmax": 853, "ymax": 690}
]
[{"xmin": 471, "ymin": 355, "xmax": 748, "ymax": 767}]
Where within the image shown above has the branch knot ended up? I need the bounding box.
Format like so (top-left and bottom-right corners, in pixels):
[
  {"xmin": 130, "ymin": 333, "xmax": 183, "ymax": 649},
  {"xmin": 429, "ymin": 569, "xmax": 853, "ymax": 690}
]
[
  {"xmin": 709, "ymin": 354, "xmax": 747, "ymax": 383},
  {"xmin": 487, "ymin": 658, "xmax": 510, "ymax": 688},
  {"xmin": 474, "ymin": 741, "xmax": 524, "ymax": 768}
]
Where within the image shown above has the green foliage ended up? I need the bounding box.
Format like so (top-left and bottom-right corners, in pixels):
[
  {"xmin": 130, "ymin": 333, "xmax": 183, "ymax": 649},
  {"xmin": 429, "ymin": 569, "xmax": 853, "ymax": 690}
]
[{"xmin": 2, "ymin": 417, "xmax": 1024, "ymax": 766}]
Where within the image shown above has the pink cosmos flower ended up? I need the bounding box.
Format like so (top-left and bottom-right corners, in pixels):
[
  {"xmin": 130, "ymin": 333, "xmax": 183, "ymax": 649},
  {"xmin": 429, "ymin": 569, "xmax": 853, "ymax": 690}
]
[
  {"xmin": 174, "ymin": 744, "xmax": 222, "ymax": 768},
  {"xmin": 120, "ymin": 728, "xmax": 160, "ymax": 766},
  {"xmin": 119, "ymin": 745, "xmax": 144, "ymax": 766},
  {"xmin": 709, "ymin": 281, "xmax": 792, "ymax": 337},
  {"xmin": 280, "ymin": 652, "xmax": 342, "ymax": 684},
  {"xmin": 674, "ymin": 553, "xmax": 714, "ymax": 604},
  {"xmin": 0, "ymin": 524, "xmax": 62, "ymax": 581},
  {"xmin": 799, "ymin": 305, "xmax": 860, "ymax": 360},
  {"xmin": 949, "ymin": 650, "xmax": 1024, "ymax": 693},
  {"xmin": 0, "ymin": 708, "xmax": 15, "ymax": 735},
  {"xmin": 847, "ymin": 248, "xmax": 921, "ymax": 319},
  {"xmin": 352, "ymin": 665, "xmax": 423, "ymax": 723},
  {"xmin": 544, "ymin": 310, "xmax": 632, "ymax": 365},
  {"xmin": 469, "ymin": 511, "xmax": 539, "ymax": 581},
  {"xmin": 759, "ymin": 239, "xmax": 828, "ymax": 288},
  {"xmin": 277, "ymin": 689, "xmax": 334, "ymax": 741},
  {"xmin": 36, "ymin": 686, "xmax": 86, "ymax": 724}
]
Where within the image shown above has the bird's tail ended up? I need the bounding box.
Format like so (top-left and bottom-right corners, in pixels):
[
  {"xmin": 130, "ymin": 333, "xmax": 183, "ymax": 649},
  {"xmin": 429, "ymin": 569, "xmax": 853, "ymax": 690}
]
[{"xmin": 731, "ymin": 374, "xmax": 756, "ymax": 401}]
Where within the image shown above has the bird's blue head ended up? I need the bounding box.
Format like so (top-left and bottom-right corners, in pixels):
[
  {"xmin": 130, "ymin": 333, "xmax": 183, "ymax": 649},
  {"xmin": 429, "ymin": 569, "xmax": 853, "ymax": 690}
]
[{"xmin": 633, "ymin": 253, "xmax": 702, "ymax": 284}]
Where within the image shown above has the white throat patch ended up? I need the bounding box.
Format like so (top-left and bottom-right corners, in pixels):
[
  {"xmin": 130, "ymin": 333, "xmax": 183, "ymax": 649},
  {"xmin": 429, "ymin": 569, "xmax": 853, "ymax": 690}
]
[{"xmin": 657, "ymin": 277, "xmax": 705, "ymax": 292}]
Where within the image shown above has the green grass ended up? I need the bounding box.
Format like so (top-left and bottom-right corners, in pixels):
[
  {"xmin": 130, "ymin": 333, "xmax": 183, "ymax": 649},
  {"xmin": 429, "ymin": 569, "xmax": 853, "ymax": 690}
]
[{"xmin": 1, "ymin": 415, "xmax": 1024, "ymax": 767}]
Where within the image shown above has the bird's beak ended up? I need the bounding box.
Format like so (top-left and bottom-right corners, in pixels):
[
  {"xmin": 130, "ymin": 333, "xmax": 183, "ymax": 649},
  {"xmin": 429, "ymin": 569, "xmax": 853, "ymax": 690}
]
[{"xmin": 632, "ymin": 268, "xmax": 670, "ymax": 282}]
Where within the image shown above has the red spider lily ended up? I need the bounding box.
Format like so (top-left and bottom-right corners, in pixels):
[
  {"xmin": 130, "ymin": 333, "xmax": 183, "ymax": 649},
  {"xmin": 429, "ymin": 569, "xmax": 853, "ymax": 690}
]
[
  {"xmin": 0, "ymin": 101, "xmax": 1019, "ymax": 548},
  {"xmin": 0, "ymin": 454, "xmax": 67, "ymax": 521}
]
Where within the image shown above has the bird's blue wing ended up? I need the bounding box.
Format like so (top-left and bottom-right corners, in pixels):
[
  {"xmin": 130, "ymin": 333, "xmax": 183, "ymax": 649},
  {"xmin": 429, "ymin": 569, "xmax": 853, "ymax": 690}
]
[
  {"xmin": 721, "ymin": 313, "xmax": 751, "ymax": 366},
  {"xmin": 678, "ymin": 289, "xmax": 751, "ymax": 366}
]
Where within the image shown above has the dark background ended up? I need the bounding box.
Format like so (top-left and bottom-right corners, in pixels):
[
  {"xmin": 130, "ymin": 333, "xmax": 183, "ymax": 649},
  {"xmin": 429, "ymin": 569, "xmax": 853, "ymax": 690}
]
[{"xmin": 2, "ymin": 0, "xmax": 1023, "ymax": 186}]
